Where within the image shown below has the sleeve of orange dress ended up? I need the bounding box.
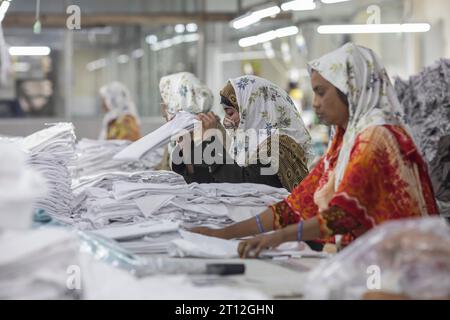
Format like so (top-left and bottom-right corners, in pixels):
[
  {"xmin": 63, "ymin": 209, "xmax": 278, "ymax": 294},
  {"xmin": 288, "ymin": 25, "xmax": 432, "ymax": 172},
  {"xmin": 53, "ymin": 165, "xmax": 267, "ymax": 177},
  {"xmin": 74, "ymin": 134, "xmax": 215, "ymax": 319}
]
[
  {"xmin": 106, "ymin": 115, "xmax": 141, "ymax": 141},
  {"xmin": 270, "ymin": 158, "xmax": 325, "ymax": 230}
]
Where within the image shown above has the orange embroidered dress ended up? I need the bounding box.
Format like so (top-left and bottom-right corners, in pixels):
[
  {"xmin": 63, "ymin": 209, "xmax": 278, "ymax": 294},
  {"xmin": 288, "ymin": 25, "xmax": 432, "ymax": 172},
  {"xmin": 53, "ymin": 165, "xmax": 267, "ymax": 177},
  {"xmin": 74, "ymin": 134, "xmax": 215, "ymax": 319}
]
[
  {"xmin": 271, "ymin": 124, "xmax": 438, "ymax": 244},
  {"xmin": 269, "ymin": 43, "xmax": 439, "ymax": 245}
]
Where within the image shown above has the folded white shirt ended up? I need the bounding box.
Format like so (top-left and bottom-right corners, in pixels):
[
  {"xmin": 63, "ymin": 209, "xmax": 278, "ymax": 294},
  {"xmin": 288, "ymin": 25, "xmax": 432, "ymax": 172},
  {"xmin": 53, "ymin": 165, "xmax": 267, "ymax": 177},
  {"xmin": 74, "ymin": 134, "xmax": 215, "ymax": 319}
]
[{"xmin": 114, "ymin": 112, "xmax": 198, "ymax": 161}]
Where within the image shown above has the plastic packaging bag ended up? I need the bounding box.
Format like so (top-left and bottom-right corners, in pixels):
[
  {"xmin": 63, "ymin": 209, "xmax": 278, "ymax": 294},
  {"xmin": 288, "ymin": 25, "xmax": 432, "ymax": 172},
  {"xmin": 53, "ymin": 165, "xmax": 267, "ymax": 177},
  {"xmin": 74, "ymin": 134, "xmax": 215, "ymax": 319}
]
[{"xmin": 303, "ymin": 217, "xmax": 450, "ymax": 299}]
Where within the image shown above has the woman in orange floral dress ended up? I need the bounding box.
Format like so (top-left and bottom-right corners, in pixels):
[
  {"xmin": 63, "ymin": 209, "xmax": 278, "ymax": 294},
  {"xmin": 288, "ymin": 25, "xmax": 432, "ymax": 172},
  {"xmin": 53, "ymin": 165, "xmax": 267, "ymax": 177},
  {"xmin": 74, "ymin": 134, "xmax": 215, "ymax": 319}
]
[{"xmin": 192, "ymin": 43, "xmax": 439, "ymax": 257}]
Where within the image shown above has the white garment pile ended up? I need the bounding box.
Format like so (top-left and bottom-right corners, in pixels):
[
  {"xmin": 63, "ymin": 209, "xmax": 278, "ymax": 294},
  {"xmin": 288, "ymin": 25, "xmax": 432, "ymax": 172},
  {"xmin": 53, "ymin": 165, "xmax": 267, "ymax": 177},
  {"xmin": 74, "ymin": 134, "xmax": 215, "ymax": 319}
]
[
  {"xmin": 70, "ymin": 138, "xmax": 164, "ymax": 179},
  {"xmin": 114, "ymin": 111, "xmax": 198, "ymax": 161},
  {"xmin": 18, "ymin": 123, "xmax": 76, "ymax": 219},
  {"xmin": 72, "ymin": 170, "xmax": 185, "ymax": 199},
  {"xmin": 0, "ymin": 228, "xmax": 81, "ymax": 299},
  {"xmin": 21, "ymin": 123, "xmax": 76, "ymax": 164},
  {"xmin": 114, "ymin": 181, "xmax": 290, "ymax": 225},
  {"xmin": 74, "ymin": 182, "xmax": 288, "ymax": 254},
  {"xmin": 27, "ymin": 152, "xmax": 73, "ymax": 218},
  {"xmin": 71, "ymin": 171, "xmax": 186, "ymax": 229},
  {"xmin": 0, "ymin": 142, "xmax": 46, "ymax": 229}
]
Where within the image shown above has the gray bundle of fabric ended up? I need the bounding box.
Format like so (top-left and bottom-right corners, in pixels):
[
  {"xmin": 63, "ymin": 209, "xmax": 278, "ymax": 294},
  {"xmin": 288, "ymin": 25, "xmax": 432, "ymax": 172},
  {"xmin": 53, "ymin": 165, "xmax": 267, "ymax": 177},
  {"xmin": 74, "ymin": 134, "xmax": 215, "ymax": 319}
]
[{"xmin": 395, "ymin": 59, "xmax": 450, "ymax": 216}]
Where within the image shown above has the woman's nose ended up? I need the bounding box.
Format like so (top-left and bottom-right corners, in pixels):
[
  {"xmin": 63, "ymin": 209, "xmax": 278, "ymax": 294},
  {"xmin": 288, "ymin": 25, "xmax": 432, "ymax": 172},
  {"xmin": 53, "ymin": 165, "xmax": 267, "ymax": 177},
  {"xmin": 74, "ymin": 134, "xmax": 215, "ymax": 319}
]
[{"xmin": 312, "ymin": 96, "xmax": 320, "ymax": 111}]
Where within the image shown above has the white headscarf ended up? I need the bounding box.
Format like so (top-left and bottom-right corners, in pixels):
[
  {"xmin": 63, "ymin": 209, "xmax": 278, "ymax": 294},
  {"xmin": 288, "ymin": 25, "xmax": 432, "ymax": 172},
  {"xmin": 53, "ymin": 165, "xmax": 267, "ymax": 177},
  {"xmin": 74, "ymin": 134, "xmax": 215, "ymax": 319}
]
[
  {"xmin": 99, "ymin": 82, "xmax": 140, "ymax": 140},
  {"xmin": 159, "ymin": 72, "xmax": 214, "ymax": 118},
  {"xmin": 228, "ymin": 75, "xmax": 313, "ymax": 166},
  {"xmin": 308, "ymin": 43, "xmax": 408, "ymax": 189}
]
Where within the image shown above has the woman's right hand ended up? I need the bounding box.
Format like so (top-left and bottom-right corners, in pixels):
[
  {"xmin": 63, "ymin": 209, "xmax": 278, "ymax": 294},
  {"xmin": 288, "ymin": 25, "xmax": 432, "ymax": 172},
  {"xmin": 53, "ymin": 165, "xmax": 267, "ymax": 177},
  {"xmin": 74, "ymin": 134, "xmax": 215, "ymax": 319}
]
[{"xmin": 189, "ymin": 226, "xmax": 227, "ymax": 239}]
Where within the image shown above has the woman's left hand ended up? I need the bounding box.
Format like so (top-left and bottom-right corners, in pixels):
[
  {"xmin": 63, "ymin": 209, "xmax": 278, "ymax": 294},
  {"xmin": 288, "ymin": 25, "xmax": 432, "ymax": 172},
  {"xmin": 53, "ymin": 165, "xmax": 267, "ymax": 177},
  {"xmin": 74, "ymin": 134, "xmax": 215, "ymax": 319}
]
[{"xmin": 238, "ymin": 231, "xmax": 285, "ymax": 259}]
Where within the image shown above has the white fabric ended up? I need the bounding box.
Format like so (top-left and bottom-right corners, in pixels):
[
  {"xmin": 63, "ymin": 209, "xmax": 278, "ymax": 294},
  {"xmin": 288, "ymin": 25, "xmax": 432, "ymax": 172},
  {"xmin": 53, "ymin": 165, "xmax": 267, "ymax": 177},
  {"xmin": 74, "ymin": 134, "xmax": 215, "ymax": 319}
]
[
  {"xmin": 0, "ymin": 228, "xmax": 80, "ymax": 299},
  {"xmin": 168, "ymin": 230, "xmax": 239, "ymax": 259},
  {"xmin": 0, "ymin": 142, "xmax": 46, "ymax": 229},
  {"xmin": 70, "ymin": 138, "xmax": 164, "ymax": 179},
  {"xmin": 21, "ymin": 122, "xmax": 76, "ymax": 164},
  {"xmin": 308, "ymin": 43, "xmax": 409, "ymax": 188},
  {"xmin": 99, "ymin": 82, "xmax": 140, "ymax": 140},
  {"xmin": 227, "ymin": 75, "xmax": 313, "ymax": 166},
  {"xmin": 82, "ymin": 259, "xmax": 267, "ymax": 299},
  {"xmin": 114, "ymin": 112, "xmax": 199, "ymax": 161}
]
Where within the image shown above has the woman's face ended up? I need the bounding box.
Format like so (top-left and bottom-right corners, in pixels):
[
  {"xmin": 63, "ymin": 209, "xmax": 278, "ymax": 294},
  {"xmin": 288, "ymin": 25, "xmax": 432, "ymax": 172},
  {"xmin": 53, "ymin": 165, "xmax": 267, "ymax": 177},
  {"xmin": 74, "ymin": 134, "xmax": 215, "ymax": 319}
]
[
  {"xmin": 223, "ymin": 106, "xmax": 240, "ymax": 129},
  {"xmin": 311, "ymin": 70, "xmax": 349, "ymax": 129}
]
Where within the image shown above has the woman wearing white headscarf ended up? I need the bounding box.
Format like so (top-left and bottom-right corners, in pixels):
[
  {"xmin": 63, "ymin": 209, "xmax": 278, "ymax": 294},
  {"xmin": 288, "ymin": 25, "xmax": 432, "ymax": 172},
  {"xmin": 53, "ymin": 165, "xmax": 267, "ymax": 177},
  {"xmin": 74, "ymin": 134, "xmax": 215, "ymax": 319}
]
[
  {"xmin": 193, "ymin": 43, "xmax": 438, "ymax": 256},
  {"xmin": 173, "ymin": 75, "xmax": 312, "ymax": 191},
  {"xmin": 99, "ymin": 82, "xmax": 141, "ymax": 141},
  {"xmin": 156, "ymin": 72, "xmax": 214, "ymax": 170}
]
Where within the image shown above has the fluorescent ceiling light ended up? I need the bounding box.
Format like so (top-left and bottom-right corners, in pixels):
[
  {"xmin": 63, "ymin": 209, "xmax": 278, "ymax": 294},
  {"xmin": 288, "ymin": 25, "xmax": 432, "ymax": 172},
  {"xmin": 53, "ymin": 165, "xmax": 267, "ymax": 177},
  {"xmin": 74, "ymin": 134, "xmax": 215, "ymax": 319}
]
[
  {"xmin": 183, "ymin": 33, "xmax": 200, "ymax": 42},
  {"xmin": 232, "ymin": 5, "xmax": 280, "ymax": 29},
  {"xmin": 174, "ymin": 24, "xmax": 185, "ymax": 34},
  {"xmin": 145, "ymin": 35, "xmax": 158, "ymax": 45},
  {"xmin": 321, "ymin": 0, "xmax": 350, "ymax": 4},
  {"xmin": 275, "ymin": 26, "xmax": 299, "ymax": 37},
  {"xmin": 0, "ymin": 0, "xmax": 11, "ymax": 23},
  {"xmin": 9, "ymin": 46, "xmax": 51, "ymax": 56},
  {"xmin": 186, "ymin": 23, "xmax": 198, "ymax": 33},
  {"xmin": 131, "ymin": 49, "xmax": 144, "ymax": 59},
  {"xmin": 239, "ymin": 26, "xmax": 299, "ymax": 47},
  {"xmin": 281, "ymin": 0, "xmax": 316, "ymax": 11},
  {"xmin": 317, "ymin": 23, "xmax": 431, "ymax": 34},
  {"xmin": 151, "ymin": 33, "xmax": 200, "ymax": 51},
  {"xmin": 86, "ymin": 58, "xmax": 107, "ymax": 72},
  {"xmin": 117, "ymin": 54, "xmax": 130, "ymax": 64}
]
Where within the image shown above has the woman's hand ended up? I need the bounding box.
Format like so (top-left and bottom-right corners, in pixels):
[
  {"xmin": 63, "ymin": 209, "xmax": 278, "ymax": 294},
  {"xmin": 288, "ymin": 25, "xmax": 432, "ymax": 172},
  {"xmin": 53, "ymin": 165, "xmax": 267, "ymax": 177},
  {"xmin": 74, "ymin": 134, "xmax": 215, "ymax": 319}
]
[
  {"xmin": 190, "ymin": 226, "xmax": 227, "ymax": 239},
  {"xmin": 196, "ymin": 112, "xmax": 219, "ymax": 139},
  {"xmin": 237, "ymin": 230, "xmax": 286, "ymax": 259}
]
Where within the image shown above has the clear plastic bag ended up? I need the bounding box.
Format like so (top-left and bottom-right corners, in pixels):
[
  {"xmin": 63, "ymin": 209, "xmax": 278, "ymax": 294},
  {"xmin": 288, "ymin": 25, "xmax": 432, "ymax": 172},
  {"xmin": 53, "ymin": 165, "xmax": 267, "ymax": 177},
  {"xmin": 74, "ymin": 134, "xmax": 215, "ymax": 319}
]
[{"xmin": 303, "ymin": 217, "xmax": 450, "ymax": 299}]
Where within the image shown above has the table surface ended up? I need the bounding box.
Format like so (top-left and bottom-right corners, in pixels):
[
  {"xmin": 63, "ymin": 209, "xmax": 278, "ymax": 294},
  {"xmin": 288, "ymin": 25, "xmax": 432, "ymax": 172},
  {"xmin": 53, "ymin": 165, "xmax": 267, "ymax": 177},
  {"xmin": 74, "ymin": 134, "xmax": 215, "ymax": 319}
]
[{"xmin": 137, "ymin": 254, "xmax": 323, "ymax": 299}]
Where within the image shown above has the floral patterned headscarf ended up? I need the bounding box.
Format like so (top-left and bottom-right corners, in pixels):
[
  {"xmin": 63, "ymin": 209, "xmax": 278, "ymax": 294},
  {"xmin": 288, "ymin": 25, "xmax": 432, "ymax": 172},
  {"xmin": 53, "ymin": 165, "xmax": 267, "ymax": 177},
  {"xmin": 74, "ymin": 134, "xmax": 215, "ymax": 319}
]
[
  {"xmin": 99, "ymin": 82, "xmax": 140, "ymax": 140},
  {"xmin": 159, "ymin": 72, "xmax": 213, "ymax": 119},
  {"xmin": 308, "ymin": 42, "xmax": 408, "ymax": 188},
  {"xmin": 227, "ymin": 75, "xmax": 313, "ymax": 166}
]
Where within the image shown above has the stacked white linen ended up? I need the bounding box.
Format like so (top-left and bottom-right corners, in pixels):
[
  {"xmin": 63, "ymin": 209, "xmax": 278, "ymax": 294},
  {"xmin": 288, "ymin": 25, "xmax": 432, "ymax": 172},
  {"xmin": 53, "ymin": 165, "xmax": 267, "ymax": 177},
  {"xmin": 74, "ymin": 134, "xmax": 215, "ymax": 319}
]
[
  {"xmin": 21, "ymin": 122, "xmax": 76, "ymax": 164},
  {"xmin": 70, "ymin": 138, "xmax": 164, "ymax": 179},
  {"xmin": 114, "ymin": 181, "xmax": 290, "ymax": 225},
  {"xmin": 74, "ymin": 181, "xmax": 288, "ymax": 254},
  {"xmin": 27, "ymin": 153, "xmax": 73, "ymax": 218},
  {"xmin": 0, "ymin": 228, "xmax": 81, "ymax": 299},
  {"xmin": 19, "ymin": 123, "xmax": 76, "ymax": 219}
]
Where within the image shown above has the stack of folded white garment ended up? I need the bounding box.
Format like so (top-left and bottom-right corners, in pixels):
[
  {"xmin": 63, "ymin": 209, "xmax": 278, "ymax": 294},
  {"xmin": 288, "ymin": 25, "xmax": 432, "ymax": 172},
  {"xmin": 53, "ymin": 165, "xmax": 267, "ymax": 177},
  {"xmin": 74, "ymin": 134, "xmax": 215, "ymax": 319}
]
[
  {"xmin": 114, "ymin": 111, "xmax": 198, "ymax": 161},
  {"xmin": 72, "ymin": 171, "xmax": 186, "ymax": 219},
  {"xmin": 27, "ymin": 153, "xmax": 73, "ymax": 219},
  {"xmin": 70, "ymin": 138, "xmax": 164, "ymax": 179},
  {"xmin": 0, "ymin": 228, "xmax": 81, "ymax": 299},
  {"xmin": 21, "ymin": 123, "xmax": 76, "ymax": 164},
  {"xmin": 111, "ymin": 181, "xmax": 289, "ymax": 228},
  {"xmin": 19, "ymin": 123, "xmax": 76, "ymax": 221}
]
